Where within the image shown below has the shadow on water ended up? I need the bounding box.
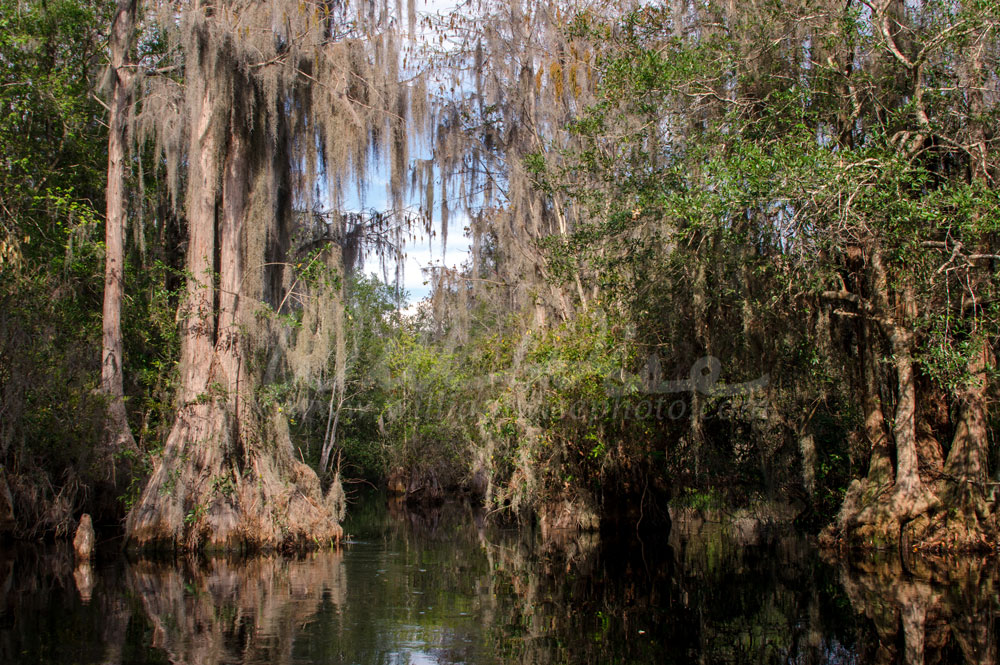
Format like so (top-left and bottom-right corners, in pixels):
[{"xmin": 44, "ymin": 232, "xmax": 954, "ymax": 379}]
[{"xmin": 1, "ymin": 495, "xmax": 999, "ymax": 664}]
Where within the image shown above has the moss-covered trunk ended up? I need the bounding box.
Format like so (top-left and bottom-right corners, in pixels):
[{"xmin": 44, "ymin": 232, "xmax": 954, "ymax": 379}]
[{"xmin": 125, "ymin": 22, "xmax": 342, "ymax": 551}]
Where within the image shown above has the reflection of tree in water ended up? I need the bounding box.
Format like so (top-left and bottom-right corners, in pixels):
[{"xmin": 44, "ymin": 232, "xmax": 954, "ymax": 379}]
[
  {"xmin": 834, "ymin": 553, "xmax": 998, "ymax": 665},
  {"xmin": 386, "ymin": 496, "xmax": 487, "ymax": 542},
  {"xmin": 482, "ymin": 513, "xmax": 862, "ymax": 664},
  {"xmin": 0, "ymin": 545, "xmax": 132, "ymax": 664},
  {"xmin": 7, "ymin": 502, "xmax": 999, "ymax": 665},
  {"xmin": 129, "ymin": 552, "xmax": 346, "ymax": 665}
]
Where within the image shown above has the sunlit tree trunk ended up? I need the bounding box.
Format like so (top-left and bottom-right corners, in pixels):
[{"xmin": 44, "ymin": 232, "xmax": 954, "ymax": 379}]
[
  {"xmin": 126, "ymin": 21, "xmax": 224, "ymax": 546},
  {"xmin": 216, "ymin": 113, "xmax": 249, "ymax": 415},
  {"xmin": 887, "ymin": 321, "xmax": 935, "ymax": 519},
  {"xmin": 320, "ymin": 284, "xmax": 347, "ymax": 474},
  {"xmin": 125, "ymin": 11, "xmax": 343, "ymax": 550},
  {"xmin": 866, "ymin": 251, "xmax": 935, "ymax": 521},
  {"xmin": 862, "ymin": 313, "xmax": 893, "ymax": 487},
  {"xmin": 177, "ymin": 39, "xmax": 220, "ymax": 405},
  {"xmin": 944, "ymin": 37, "xmax": 993, "ymax": 496}
]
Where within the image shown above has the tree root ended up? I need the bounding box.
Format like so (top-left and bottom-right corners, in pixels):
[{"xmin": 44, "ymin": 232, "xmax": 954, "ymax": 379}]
[
  {"xmin": 821, "ymin": 477, "xmax": 997, "ymax": 553},
  {"xmin": 126, "ymin": 401, "xmax": 343, "ymax": 552}
]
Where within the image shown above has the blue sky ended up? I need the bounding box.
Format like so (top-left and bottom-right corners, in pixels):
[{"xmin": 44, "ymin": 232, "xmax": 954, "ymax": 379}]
[{"xmin": 352, "ymin": 0, "xmax": 471, "ymax": 306}]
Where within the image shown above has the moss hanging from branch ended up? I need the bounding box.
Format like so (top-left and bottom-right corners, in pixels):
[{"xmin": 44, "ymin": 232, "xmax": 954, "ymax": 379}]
[{"xmin": 126, "ymin": 0, "xmax": 426, "ymax": 552}]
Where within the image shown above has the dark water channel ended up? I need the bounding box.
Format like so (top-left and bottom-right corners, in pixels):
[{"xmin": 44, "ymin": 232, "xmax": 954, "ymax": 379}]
[{"xmin": 1, "ymin": 494, "xmax": 998, "ymax": 664}]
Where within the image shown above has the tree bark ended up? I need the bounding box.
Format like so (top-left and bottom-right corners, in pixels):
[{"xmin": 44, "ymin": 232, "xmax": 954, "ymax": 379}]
[
  {"xmin": 868, "ymin": 253, "xmax": 937, "ymax": 520},
  {"xmin": 825, "ymin": 256, "xmax": 941, "ymax": 547},
  {"xmin": 799, "ymin": 433, "xmax": 817, "ymax": 497},
  {"xmin": 825, "ymin": 306, "xmax": 895, "ymax": 545},
  {"xmin": 177, "ymin": 47, "xmax": 221, "ymax": 405},
  {"xmin": 125, "ymin": 43, "xmax": 343, "ymax": 550},
  {"xmin": 125, "ymin": 52, "xmax": 224, "ymax": 547},
  {"xmin": 862, "ymin": 312, "xmax": 893, "ymax": 486},
  {"xmin": 946, "ymin": 34, "xmax": 992, "ymax": 490},
  {"xmin": 944, "ymin": 339, "xmax": 990, "ymax": 489},
  {"xmin": 216, "ymin": 118, "xmax": 249, "ymax": 414},
  {"xmin": 320, "ymin": 284, "xmax": 346, "ymax": 474},
  {"xmin": 887, "ymin": 322, "xmax": 936, "ymax": 519},
  {"xmin": 101, "ymin": 0, "xmax": 138, "ymax": 459}
]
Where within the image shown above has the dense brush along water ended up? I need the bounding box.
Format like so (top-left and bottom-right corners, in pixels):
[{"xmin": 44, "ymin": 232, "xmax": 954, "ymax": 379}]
[{"xmin": 1, "ymin": 492, "xmax": 998, "ymax": 664}]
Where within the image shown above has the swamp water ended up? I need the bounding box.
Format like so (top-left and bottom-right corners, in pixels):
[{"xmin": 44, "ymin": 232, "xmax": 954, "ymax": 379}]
[{"xmin": 1, "ymin": 494, "xmax": 997, "ymax": 664}]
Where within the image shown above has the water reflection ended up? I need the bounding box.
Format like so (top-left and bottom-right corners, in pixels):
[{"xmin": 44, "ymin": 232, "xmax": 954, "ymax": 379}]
[
  {"xmin": 1, "ymin": 498, "xmax": 999, "ymax": 664},
  {"xmin": 831, "ymin": 552, "xmax": 999, "ymax": 665},
  {"xmin": 0, "ymin": 544, "xmax": 133, "ymax": 664},
  {"xmin": 130, "ymin": 553, "xmax": 347, "ymax": 664}
]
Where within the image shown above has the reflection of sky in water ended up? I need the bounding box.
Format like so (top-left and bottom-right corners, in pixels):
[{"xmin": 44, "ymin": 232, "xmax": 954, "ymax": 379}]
[{"xmin": 298, "ymin": 533, "xmax": 492, "ymax": 665}]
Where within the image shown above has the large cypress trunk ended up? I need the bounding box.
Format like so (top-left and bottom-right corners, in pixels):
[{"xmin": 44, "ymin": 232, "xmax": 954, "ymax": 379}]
[
  {"xmin": 125, "ymin": 13, "xmax": 343, "ymax": 551},
  {"xmin": 824, "ymin": 254, "xmax": 995, "ymax": 550},
  {"xmin": 824, "ymin": 259, "xmax": 940, "ymax": 548},
  {"xmin": 886, "ymin": 321, "xmax": 937, "ymax": 522}
]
